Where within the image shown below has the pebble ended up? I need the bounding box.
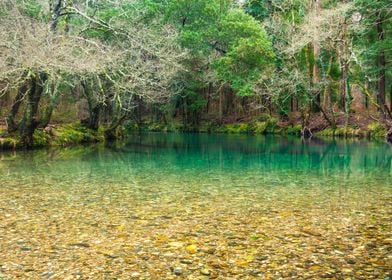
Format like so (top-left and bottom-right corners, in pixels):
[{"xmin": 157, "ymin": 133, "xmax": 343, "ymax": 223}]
[
  {"xmin": 163, "ymin": 252, "xmax": 176, "ymax": 258},
  {"xmin": 200, "ymin": 268, "xmax": 210, "ymax": 276},
  {"xmin": 256, "ymin": 255, "xmax": 269, "ymax": 261},
  {"xmin": 203, "ymin": 248, "xmax": 216, "ymax": 254},
  {"xmin": 42, "ymin": 272, "xmax": 55, "ymax": 278},
  {"xmin": 346, "ymin": 258, "xmax": 356, "ymax": 264},
  {"xmin": 20, "ymin": 247, "xmax": 32, "ymax": 251},
  {"xmin": 173, "ymin": 267, "xmax": 183, "ymax": 275}
]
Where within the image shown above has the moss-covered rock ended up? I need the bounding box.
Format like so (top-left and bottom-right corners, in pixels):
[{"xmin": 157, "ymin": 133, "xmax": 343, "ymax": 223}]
[
  {"xmin": 0, "ymin": 137, "xmax": 19, "ymax": 149},
  {"xmin": 0, "ymin": 123, "xmax": 112, "ymax": 150},
  {"xmin": 52, "ymin": 124, "xmax": 103, "ymax": 146}
]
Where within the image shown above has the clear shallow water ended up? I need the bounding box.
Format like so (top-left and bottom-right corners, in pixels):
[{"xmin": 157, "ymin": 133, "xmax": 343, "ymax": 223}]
[{"xmin": 0, "ymin": 133, "xmax": 391, "ymax": 279}]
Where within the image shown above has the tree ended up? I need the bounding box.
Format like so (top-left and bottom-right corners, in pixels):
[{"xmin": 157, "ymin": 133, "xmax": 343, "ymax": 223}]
[
  {"xmin": 353, "ymin": 0, "xmax": 392, "ymax": 120},
  {"xmin": 0, "ymin": 0, "xmax": 184, "ymax": 146},
  {"xmin": 163, "ymin": 0, "xmax": 274, "ymax": 123}
]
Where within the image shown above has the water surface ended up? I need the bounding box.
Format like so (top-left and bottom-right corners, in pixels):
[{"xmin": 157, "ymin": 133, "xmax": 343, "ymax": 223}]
[{"xmin": 0, "ymin": 133, "xmax": 391, "ymax": 279}]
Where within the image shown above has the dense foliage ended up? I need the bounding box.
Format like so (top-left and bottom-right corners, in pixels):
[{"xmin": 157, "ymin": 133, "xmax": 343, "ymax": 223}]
[{"xmin": 0, "ymin": 0, "xmax": 391, "ymax": 146}]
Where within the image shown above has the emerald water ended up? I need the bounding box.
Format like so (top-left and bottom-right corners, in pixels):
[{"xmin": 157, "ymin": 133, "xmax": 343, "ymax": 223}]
[{"xmin": 0, "ymin": 133, "xmax": 391, "ymax": 279}]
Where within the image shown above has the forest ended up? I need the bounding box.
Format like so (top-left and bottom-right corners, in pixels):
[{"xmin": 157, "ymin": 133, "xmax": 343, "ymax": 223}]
[
  {"xmin": 1, "ymin": 1, "xmax": 392, "ymax": 279},
  {"xmin": 0, "ymin": 0, "xmax": 391, "ymax": 148}
]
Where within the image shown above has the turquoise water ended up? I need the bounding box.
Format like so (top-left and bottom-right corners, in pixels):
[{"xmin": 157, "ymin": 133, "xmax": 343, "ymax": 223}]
[
  {"xmin": 2, "ymin": 133, "xmax": 391, "ymax": 191},
  {"xmin": 0, "ymin": 133, "xmax": 391, "ymax": 279}
]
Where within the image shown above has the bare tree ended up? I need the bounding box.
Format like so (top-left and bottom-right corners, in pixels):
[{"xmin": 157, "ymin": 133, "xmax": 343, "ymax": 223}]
[{"xmin": 0, "ymin": 1, "xmax": 186, "ymax": 145}]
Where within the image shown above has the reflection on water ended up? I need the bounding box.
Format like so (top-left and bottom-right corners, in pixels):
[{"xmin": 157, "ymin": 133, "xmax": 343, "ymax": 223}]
[
  {"xmin": 0, "ymin": 133, "xmax": 391, "ymax": 279},
  {"xmin": 1, "ymin": 133, "xmax": 391, "ymax": 192}
]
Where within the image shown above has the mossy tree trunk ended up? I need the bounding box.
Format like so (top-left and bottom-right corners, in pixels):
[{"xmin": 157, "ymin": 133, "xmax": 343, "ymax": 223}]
[
  {"xmin": 39, "ymin": 79, "xmax": 60, "ymax": 129},
  {"xmin": 104, "ymin": 113, "xmax": 128, "ymax": 140},
  {"xmin": 38, "ymin": 103, "xmax": 55, "ymax": 129},
  {"xmin": 7, "ymin": 81, "xmax": 29, "ymax": 133},
  {"xmin": 19, "ymin": 72, "xmax": 48, "ymax": 147},
  {"xmin": 81, "ymin": 81, "xmax": 101, "ymax": 131},
  {"xmin": 376, "ymin": 12, "xmax": 392, "ymax": 120}
]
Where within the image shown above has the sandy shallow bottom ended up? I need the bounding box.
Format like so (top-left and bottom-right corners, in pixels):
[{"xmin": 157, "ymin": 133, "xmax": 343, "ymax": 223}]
[{"xmin": 0, "ymin": 181, "xmax": 391, "ymax": 280}]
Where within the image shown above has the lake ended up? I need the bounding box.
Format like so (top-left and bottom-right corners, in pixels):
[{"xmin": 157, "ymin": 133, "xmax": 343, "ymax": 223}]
[{"xmin": 0, "ymin": 133, "xmax": 391, "ymax": 279}]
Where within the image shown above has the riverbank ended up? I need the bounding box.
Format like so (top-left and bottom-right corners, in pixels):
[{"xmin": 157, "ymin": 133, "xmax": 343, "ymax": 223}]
[
  {"xmin": 0, "ymin": 124, "xmax": 105, "ymax": 150},
  {"xmin": 128, "ymin": 118, "xmax": 391, "ymax": 140},
  {"xmin": 1, "ymin": 117, "xmax": 390, "ymax": 151}
]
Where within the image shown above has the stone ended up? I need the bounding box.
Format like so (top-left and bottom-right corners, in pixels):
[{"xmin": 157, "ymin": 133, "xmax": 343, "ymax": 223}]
[
  {"xmin": 173, "ymin": 267, "xmax": 183, "ymax": 276},
  {"xmin": 21, "ymin": 247, "xmax": 32, "ymax": 251}
]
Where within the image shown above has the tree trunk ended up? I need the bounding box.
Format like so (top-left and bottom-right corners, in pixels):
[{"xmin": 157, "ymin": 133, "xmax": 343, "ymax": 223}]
[
  {"xmin": 343, "ymin": 63, "xmax": 351, "ymax": 127},
  {"xmin": 339, "ymin": 70, "xmax": 346, "ymax": 111},
  {"xmin": 376, "ymin": 13, "xmax": 390, "ymax": 120},
  {"xmin": 336, "ymin": 18, "xmax": 353, "ymax": 126},
  {"xmin": 340, "ymin": 57, "xmax": 351, "ymax": 126},
  {"xmin": 310, "ymin": 0, "xmax": 321, "ymax": 113},
  {"xmin": 219, "ymin": 86, "xmax": 223, "ymax": 123},
  {"xmin": 49, "ymin": 0, "xmax": 62, "ymax": 32},
  {"xmin": 364, "ymin": 80, "xmax": 369, "ymax": 110},
  {"xmin": 389, "ymin": 84, "xmax": 392, "ymax": 112},
  {"xmin": 104, "ymin": 114, "xmax": 128, "ymax": 140},
  {"xmin": 322, "ymin": 55, "xmax": 336, "ymax": 128},
  {"xmin": 81, "ymin": 81, "xmax": 101, "ymax": 130},
  {"xmin": 7, "ymin": 81, "xmax": 29, "ymax": 133},
  {"xmin": 38, "ymin": 104, "xmax": 55, "ymax": 128},
  {"xmin": 19, "ymin": 72, "xmax": 48, "ymax": 147},
  {"xmin": 83, "ymin": 104, "xmax": 101, "ymax": 130}
]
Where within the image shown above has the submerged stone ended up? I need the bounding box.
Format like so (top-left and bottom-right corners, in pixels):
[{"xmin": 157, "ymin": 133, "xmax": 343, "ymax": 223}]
[{"xmin": 173, "ymin": 267, "xmax": 183, "ymax": 275}]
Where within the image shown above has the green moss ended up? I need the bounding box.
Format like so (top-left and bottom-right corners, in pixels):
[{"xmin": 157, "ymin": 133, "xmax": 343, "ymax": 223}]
[
  {"xmin": 218, "ymin": 123, "xmax": 250, "ymax": 134},
  {"xmin": 316, "ymin": 126, "xmax": 364, "ymax": 138},
  {"xmin": 316, "ymin": 128, "xmax": 335, "ymax": 136},
  {"xmin": 165, "ymin": 122, "xmax": 184, "ymax": 132},
  {"xmin": 0, "ymin": 137, "xmax": 19, "ymax": 149},
  {"xmin": 107, "ymin": 126, "xmax": 125, "ymax": 139},
  {"xmin": 0, "ymin": 123, "xmax": 114, "ymax": 150},
  {"xmin": 121, "ymin": 119, "xmax": 388, "ymax": 140},
  {"xmin": 147, "ymin": 122, "xmax": 164, "ymax": 132},
  {"xmin": 367, "ymin": 122, "xmax": 386, "ymax": 138},
  {"xmin": 265, "ymin": 117, "xmax": 278, "ymax": 133},
  {"xmin": 33, "ymin": 129, "xmax": 50, "ymax": 147},
  {"xmin": 52, "ymin": 124, "xmax": 103, "ymax": 146},
  {"xmin": 334, "ymin": 127, "xmax": 347, "ymax": 137},
  {"xmin": 125, "ymin": 123, "xmax": 140, "ymax": 132},
  {"xmin": 249, "ymin": 121, "xmax": 267, "ymax": 134},
  {"xmin": 284, "ymin": 124, "xmax": 302, "ymax": 135}
]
